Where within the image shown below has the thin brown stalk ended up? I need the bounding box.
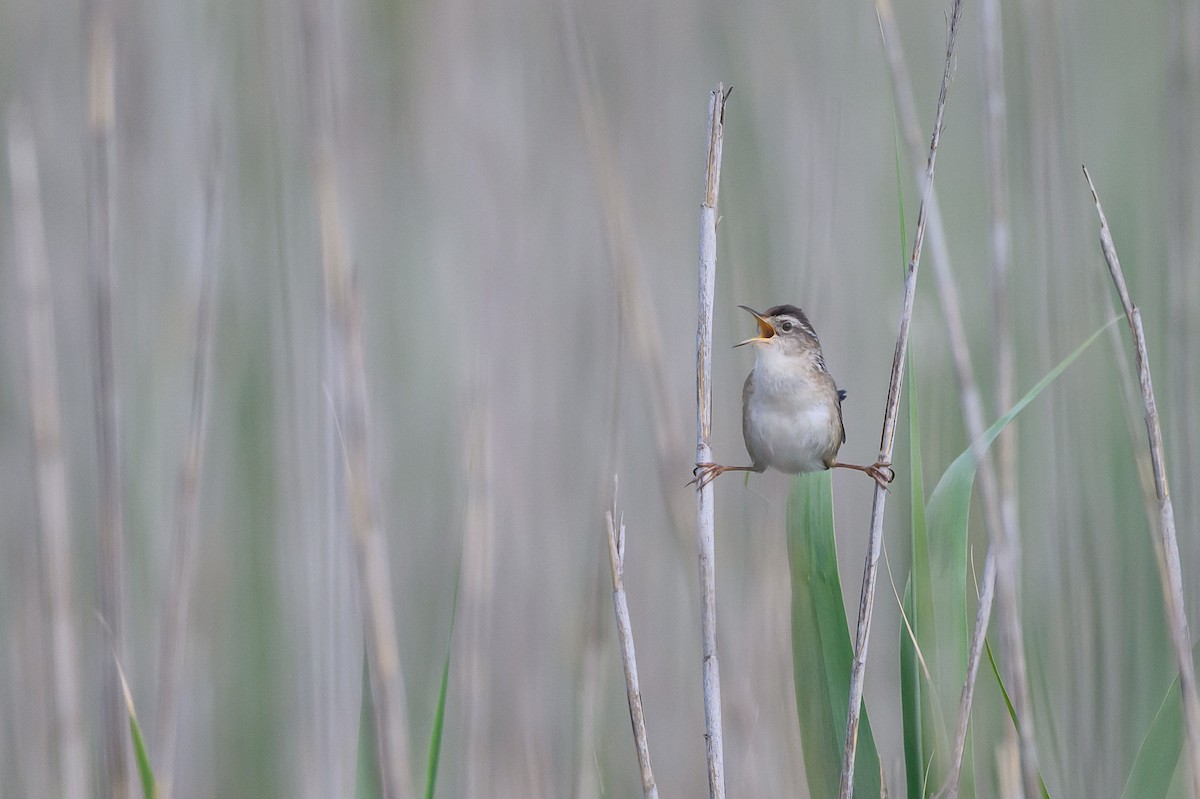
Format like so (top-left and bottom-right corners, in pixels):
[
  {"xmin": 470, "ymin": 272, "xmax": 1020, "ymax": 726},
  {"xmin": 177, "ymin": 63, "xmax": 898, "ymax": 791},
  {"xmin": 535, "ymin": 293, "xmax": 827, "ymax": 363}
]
[
  {"xmin": 321, "ymin": 161, "xmax": 414, "ymax": 799},
  {"xmin": 605, "ymin": 479, "xmax": 660, "ymax": 799},
  {"xmin": 1103, "ymin": 319, "xmax": 1161, "ymax": 533},
  {"xmin": 8, "ymin": 106, "xmax": 90, "ymax": 799},
  {"xmin": 979, "ymin": 0, "xmax": 1040, "ymax": 793},
  {"xmin": 695, "ymin": 84, "xmax": 730, "ymax": 799},
  {"xmin": 1084, "ymin": 165, "xmax": 1200, "ymax": 799},
  {"xmin": 982, "ymin": 0, "xmax": 1017, "ymax": 592},
  {"xmin": 840, "ymin": 2, "xmax": 964, "ymax": 794},
  {"xmin": 86, "ymin": 0, "xmax": 128, "ymax": 793},
  {"xmin": 304, "ymin": 1, "xmax": 414, "ymax": 795},
  {"xmin": 155, "ymin": 125, "xmax": 222, "ymax": 799}
]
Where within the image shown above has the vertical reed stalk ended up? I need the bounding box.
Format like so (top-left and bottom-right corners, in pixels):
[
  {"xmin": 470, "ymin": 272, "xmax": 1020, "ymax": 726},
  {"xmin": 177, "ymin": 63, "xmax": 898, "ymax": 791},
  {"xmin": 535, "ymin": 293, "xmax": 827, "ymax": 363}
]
[
  {"xmin": 156, "ymin": 128, "xmax": 222, "ymax": 799},
  {"xmin": 980, "ymin": 0, "xmax": 1040, "ymax": 794},
  {"xmin": 1084, "ymin": 165, "xmax": 1200, "ymax": 799},
  {"xmin": 877, "ymin": 0, "xmax": 1041, "ymax": 790},
  {"xmin": 8, "ymin": 107, "xmax": 90, "ymax": 799},
  {"xmin": 694, "ymin": 84, "xmax": 730, "ymax": 799},
  {"xmin": 606, "ymin": 480, "xmax": 660, "ymax": 799},
  {"xmin": 840, "ymin": 2, "xmax": 964, "ymax": 794},
  {"xmin": 303, "ymin": 2, "xmax": 414, "ymax": 794},
  {"xmin": 86, "ymin": 0, "xmax": 128, "ymax": 793}
]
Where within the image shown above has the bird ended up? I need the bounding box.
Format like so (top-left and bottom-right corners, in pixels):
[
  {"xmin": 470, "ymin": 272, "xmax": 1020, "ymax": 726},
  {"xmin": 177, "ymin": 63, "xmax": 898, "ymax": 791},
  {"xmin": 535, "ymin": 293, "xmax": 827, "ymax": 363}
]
[{"xmin": 692, "ymin": 304, "xmax": 894, "ymax": 490}]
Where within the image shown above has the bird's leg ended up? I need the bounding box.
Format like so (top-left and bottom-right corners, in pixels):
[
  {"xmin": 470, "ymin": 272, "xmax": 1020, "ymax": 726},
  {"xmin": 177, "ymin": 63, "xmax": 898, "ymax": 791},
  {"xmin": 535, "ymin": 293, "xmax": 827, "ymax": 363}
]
[
  {"xmin": 690, "ymin": 463, "xmax": 759, "ymax": 490},
  {"xmin": 831, "ymin": 460, "xmax": 896, "ymax": 491}
]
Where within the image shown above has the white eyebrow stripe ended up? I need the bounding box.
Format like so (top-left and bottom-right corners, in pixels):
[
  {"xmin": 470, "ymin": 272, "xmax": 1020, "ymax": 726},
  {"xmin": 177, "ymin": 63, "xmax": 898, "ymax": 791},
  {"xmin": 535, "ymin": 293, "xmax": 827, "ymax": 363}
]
[{"xmin": 781, "ymin": 315, "xmax": 819, "ymax": 341}]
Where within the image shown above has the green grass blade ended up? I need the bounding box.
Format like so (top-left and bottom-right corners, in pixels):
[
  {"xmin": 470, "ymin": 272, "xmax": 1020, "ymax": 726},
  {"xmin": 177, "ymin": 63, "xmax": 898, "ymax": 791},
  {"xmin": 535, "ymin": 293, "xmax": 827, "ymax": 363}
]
[
  {"xmin": 903, "ymin": 315, "xmax": 941, "ymax": 798},
  {"xmin": 984, "ymin": 641, "xmax": 1051, "ymax": 799},
  {"xmin": 356, "ymin": 661, "xmax": 382, "ymax": 799},
  {"xmin": 901, "ymin": 576, "xmax": 926, "ymax": 798},
  {"xmin": 115, "ymin": 656, "xmax": 157, "ymax": 799},
  {"xmin": 928, "ymin": 317, "xmax": 1118, "ymax": 517},
  {"xmin": 891, "ymin": 105, "xmax": 932, "ymax": 799},
  {"xmin": 788, "ymin": 471, "xmax": 881, "ymax": 798},
  {"xmin": 129, "ymin": 710, "xmax": 157, "ymax": 799},
  {"xmin": 423, "ymin": 641, "xmax": 453, "ymax": 799},
  {"xmin": 1120, "ymin": 640, "xmax": 1200, "ymax": 799},
  {"xmin": 985, "ymin": 640, "xmax": 1018, "ymax": 732},
  {"xmin": 903, "ymin": 347, "xmax": 940, "ymax": 795},
  {"xmin": 919, "ymin": 316, "xmax": 1117, "ymax": 794},
  {"xmin": 424, "ymin": 565, "xmax": 461, "ymax": 799},
  {"xmin": 1121, "ymin": 684, "xmax": 1181, "ymax": 799}
]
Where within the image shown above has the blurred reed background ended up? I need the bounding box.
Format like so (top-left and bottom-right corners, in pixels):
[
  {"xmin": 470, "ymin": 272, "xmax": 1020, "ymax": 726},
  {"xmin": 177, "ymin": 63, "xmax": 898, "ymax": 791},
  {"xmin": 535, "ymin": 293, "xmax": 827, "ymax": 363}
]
[{"xmin": 0, "ymin": 0, "xmax": 1197, "ymax": 796}]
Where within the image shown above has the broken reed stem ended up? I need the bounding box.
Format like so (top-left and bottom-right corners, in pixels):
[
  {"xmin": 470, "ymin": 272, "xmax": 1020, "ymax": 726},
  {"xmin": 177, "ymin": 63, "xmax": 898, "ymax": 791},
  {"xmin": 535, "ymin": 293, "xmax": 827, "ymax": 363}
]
[
  {"xmin": 1083, "ymin": 165, "xmax": 1200, "ymax": 799},
  {"xmin": 86, "ymin": 0, "xmax": 129, "ymax": 793},
  {"xmin": 606, "ymin": 481, "xmax": 660, "ymax": 799},
  {"xmin": 695, "ymin": 84, "xmax": 730, "ymax": 799},
  {"xmin": 8, "ymin": 107, "xmax": 91, "ymax": 799},
  {"xmin": 155, "ymin": 127, "xmax": 222, "ymax": 799},
  {"xmin": 839, "ymin": 2, "xmax": 964, "ymax": 795}
]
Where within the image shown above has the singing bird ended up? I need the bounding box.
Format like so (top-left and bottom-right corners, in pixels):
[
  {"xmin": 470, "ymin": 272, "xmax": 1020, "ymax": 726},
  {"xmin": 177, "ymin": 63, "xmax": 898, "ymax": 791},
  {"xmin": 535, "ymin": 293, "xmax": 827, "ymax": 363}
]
[{"xmin": 692, "ymin": 304, "xmax": 893, "ymax": 490}]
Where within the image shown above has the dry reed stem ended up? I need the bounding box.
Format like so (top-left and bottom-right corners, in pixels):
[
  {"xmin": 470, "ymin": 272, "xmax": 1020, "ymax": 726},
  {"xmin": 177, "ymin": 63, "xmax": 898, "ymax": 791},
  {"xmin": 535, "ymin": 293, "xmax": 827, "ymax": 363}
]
[
  {"xmin": 978, "ymin": 0, "xmax": 1040, "ymax": 793},
  {"xmin": 304, "ymin": 1, "xmax": 414, "ymax": 794},
  {"xmin": 982, "ymin": 0, "xmax": 1015, "ymax": 520},
  {"xmin": 155, "ymin": 125, "xmax": 222, "ymax": 799},
  {"xmin": 320, "ymin": 162, "xmax": 414, "ymax": 799},
  {"xmin": 876, "ymin": 0, "xmax": 1040, "ymax": 790},
  {"xmin": 878, "ymin": 0, "xmax": 996, "ymax": 785},
  {"xmin": 695, "ymin": 84, "xmax": 730, "ymax": 799},
  {"xmin": 1084, "ymin": 165, "xmax": 1200, "ymax": 799},
  {"xmin": 86, "ymin": 0, "xmax": 128, "ymax": 793},
  {"xmin": 840, "ymin": 2, "xmax": 964, "ymax": 794},
  {"xmin": 8, "ymin": 107, "xmax": 90, "ymax": 799},
  {"xmin": 606, "ymin": 480, "xmax": 660, "ymax": 799},
  {"xmin": 320, "ymin": 132, "xmax": 415, "ymax": 799}
]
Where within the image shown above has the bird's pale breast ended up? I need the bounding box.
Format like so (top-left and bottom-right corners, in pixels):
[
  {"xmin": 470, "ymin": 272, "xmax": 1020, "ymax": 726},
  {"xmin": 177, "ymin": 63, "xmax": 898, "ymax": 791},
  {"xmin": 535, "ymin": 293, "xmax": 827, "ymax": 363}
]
[{"xmin": 742, "ymin": 356, "xmax": 843, "ymax": 474}]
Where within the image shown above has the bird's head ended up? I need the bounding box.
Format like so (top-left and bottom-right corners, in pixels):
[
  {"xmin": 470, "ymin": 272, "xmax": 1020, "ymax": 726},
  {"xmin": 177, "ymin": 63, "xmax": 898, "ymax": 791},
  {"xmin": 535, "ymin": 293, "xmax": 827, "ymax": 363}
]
[{"xmin": 734, "ymin": 304, "xmax": 821, "ymax": 356}]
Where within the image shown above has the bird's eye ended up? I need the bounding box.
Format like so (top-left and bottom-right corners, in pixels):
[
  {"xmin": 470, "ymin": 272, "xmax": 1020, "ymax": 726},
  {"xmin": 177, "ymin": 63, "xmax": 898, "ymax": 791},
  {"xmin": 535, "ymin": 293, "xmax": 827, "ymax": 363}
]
[{"xmin": 781, "ymin": 321, "xmax": 793, "ymax": 332}]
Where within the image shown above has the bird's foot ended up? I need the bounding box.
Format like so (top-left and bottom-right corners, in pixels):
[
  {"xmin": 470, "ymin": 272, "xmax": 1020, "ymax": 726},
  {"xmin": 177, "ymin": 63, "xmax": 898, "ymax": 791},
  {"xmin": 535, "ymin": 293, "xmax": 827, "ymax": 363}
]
[
  {"xmin": 866, "ymin": 461, "xmax": 895, "ymax": 491},
  {"xmin": 689, "ymin": 462, "xmax": 726, "ymax": 490},
  {"xmin": 832, "ymin": 459, "xmax": 896, "ymax": 490}
]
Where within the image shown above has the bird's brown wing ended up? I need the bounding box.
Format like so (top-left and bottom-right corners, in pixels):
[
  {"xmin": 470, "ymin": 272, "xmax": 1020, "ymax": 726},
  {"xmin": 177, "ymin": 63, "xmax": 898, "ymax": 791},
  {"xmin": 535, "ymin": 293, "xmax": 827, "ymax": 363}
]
[
  {"xmin": 741, "ymin": 372, "xmax": 764, "ymax": 468},
  {"xmin": 834, "ymin": 383, "xmax": 847, "ymax": 445}
]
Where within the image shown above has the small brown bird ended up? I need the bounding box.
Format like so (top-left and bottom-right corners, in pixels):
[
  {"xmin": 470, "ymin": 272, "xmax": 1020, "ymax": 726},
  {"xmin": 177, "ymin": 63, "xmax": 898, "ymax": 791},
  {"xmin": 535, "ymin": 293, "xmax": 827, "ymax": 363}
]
[{"xmin": 692, "ymin": 304, "xmax": 894, "ymax": 490}]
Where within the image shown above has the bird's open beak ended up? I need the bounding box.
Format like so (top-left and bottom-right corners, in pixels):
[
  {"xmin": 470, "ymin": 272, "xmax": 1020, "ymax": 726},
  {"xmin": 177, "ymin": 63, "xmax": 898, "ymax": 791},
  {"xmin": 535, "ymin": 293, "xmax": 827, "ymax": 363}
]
[{"xmin": 734, "ymin": 305, "xmax": 775, "ymax": 347}]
